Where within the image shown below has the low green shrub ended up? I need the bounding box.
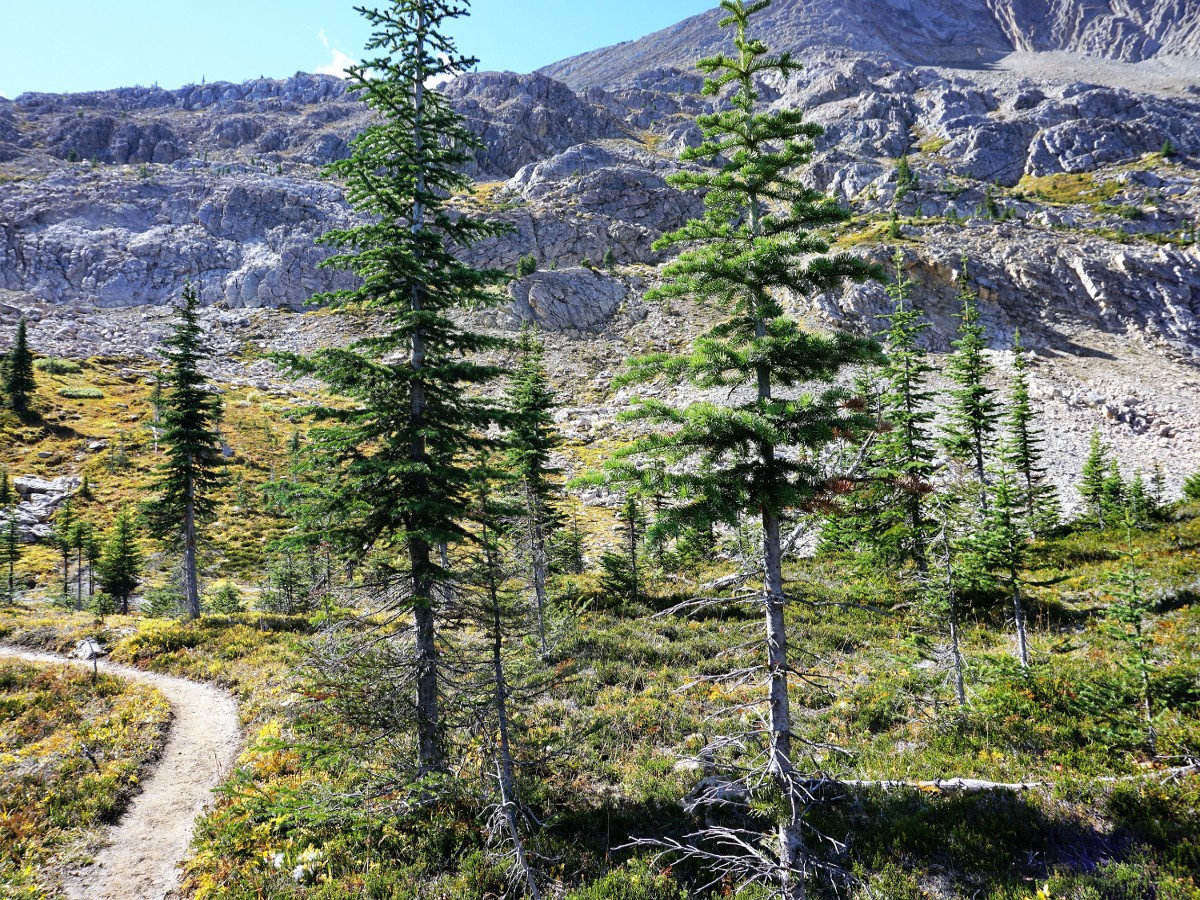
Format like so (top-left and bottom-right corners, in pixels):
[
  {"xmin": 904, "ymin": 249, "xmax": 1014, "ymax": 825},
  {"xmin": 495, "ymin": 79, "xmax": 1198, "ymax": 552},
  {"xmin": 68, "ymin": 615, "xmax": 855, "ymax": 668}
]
[{"xmin": 57, "ymin": 387, "xmax": 104, "ymax": 399}]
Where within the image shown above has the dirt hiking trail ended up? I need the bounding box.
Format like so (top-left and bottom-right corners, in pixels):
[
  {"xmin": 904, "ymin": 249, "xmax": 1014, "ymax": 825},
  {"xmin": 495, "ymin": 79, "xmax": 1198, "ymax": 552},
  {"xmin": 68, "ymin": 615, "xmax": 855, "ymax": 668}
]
[{"xmin": 0, "ymin": 646, "xmax": 242, "ymax": 900}]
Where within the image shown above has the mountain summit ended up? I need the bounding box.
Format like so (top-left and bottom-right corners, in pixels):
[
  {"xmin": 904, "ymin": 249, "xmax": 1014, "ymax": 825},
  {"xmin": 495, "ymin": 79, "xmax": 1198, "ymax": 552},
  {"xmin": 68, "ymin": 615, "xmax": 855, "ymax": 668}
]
[{"xmin": 540, "ymin": 0, "xmax": 1200, "ymax": 90}]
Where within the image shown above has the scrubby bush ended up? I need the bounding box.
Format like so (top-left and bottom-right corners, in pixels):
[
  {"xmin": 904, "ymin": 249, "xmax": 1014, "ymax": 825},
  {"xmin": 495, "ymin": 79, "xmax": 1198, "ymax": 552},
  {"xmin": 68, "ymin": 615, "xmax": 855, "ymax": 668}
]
[
  {"xmin": 34, "ymin": 358, "xmax": 82, "ymax": 375},
  {"xmin": 205, "ymin": 580, "xmax": 244, "ymax": 614},
  {"xmin": 141, "ymin": 584, "xmax": 183, "ymax": 618},
  {"xmin": 57, "ymin": 387, "xmax": 103, "ymax": 399},
  {"xmin": 1183, "ymin": 471, "xmax": 1200, "ymax": 501}
]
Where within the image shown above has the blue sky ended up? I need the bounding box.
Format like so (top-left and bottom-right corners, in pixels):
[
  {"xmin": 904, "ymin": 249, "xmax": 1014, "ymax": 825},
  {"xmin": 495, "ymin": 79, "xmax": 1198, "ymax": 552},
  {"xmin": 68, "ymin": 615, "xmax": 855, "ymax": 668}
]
[{"xmin": 0, "ymin": 1, "xmax": 716, "ymax": 99}]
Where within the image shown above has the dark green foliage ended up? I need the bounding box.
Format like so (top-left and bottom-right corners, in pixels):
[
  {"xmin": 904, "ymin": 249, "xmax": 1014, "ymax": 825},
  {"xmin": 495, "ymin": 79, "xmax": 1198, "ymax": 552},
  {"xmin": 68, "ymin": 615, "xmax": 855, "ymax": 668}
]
[
  {"xmin": 143, "ymin": 283, "xmax": 225, "ymax": 619},
  {"xmin": 1080, "ymin": 428, "xmax": 1111, "ymax": 527},
  {"xmin": 96, "ymin": 506, "xmax": 142, "ymax": 615},
  {"xmin": 275, "ymin": 1, "xmax": 512, "ymax": 773},
  {"xmin": 1001, "ymin": 330, "xmax": 1060, "ymax": 534},
  {"xmin": 1161, "ymin": 138, "xmax": 1177, "ymax": 157},
  {"xmin": 964, "ymin": 468, "xmax": 1032, "ymax": 666},
  {"xmin": 853, "ymin": 253, "xmax": 936, "ymax": 569},
  {"xmin": 895, "ymin": 154, "xmax": 916, "ymax": 198},
  {"xmin": 602, "ymin": 247, "xmax": 617, "ymax": 269},
  {"xmin": 258, "ymin": 552, "xmax": 322, "ymax": 616},
  {"xmin": 1184, "ymin": 470, "xmax": 1200, "ymax": 502},
  {"xmin": 51, "ymin": 498, "xmax": 75, "ymax": 601},
  {"xmin": 516, "ymin": 254, "xmax": 538, "ymax": 278},
  {"xmin": 140, "ymin": 583, "xmax": 183, "ymax": 619},
  {"xmin": 4, "ymin": 318, "xmax": 35, "ymax": 414},
  {"xmin": 1102, "ymin": 534, "xmax": 1159, "ymax": 755},
  {"xmin": 506, "ymin": 325, "xmax": 564, "ymax": 655},
  {"xmin": 940, "ymin": 265, "xmax": 999, "ymax": 499},
  {"xmin": 0, "ymin": 474, "xmax": 19, "ymax": 604},
  {"xmin": 600, "ymin": 493, "xmax": 647, "ymax": 609},
  {"xmin": 205, "ymin": 581, "xmax": 244, "ymax": 615}
]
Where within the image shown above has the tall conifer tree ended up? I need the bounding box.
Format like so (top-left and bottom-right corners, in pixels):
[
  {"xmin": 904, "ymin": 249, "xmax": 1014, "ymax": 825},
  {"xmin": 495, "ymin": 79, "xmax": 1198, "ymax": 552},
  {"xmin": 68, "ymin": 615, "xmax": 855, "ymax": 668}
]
[
  {"xmin": 144, "ymin": 283, "xmax": 225, "ymax": 620},
  {"xmin": 4, "ymin": 319, "xmax": 35, "ymax": 415},
  {"xmin": 940, "ymin": 264, "xmax": 999, "ymax": 506},
  {"xmin": 615, "ymin": 1, "xmax": 880, "ymax": 890},
  {"xmin": 506, "ymin": 325, "xmax": 563, "ymax": 658},
  {"xmin": 280, "ymin": 0, "xmax": 510, "ymax": 775},
  {"xmin": 869, "ymin": 252, "xmax": 936, "ymax": 569},
  {"xmin": 1001, "ymin": 330, "xmax": 1059, "ymax": 534},
  {"xmin": 1079, "ymin": 428, "xmax": 1110, "ymax": 528}
]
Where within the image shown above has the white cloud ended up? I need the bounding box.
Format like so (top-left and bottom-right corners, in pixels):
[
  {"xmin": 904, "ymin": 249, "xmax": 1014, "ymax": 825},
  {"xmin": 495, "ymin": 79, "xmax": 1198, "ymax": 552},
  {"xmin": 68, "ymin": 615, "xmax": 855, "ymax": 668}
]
[{"xmin": 316, "ymin": 30, "xmax": 356, "ymax": 77}]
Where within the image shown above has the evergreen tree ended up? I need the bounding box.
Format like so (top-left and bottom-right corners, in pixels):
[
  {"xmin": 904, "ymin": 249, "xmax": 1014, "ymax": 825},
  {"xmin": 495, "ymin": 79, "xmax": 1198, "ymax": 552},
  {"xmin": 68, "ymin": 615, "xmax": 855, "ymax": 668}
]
[
  {"xmin": 4, "ymin": 319, "xmax": 35, "ymax": 414},
  {"xmin": 143, "ymin": 283, "xmax": 226, "ymax": 620},
  {"xmin": 599, "ymin": 492, "xmax": 647, "ymax": 609},
  {"xmin": 967, "ymin": 468, "xmax": 1032, "ymax": 667},
  {"xmin": 1102, "ymin": 458, "xmax": 1128, "ymax": 526},
  {"xmin": 1103, "ymin": 531, "xmax": 1159, "ymax": 756},
  {"xmin": 506, "ymin": 325, "xmax": 563, "ymax": 657},
  {"xmin": 70, "ymin": 520, "xmax": 96, "ymax": 611},
  {"xmin": 97, "ymin": 506, "xmax": 142, "ymax": 615},
  {"xmin": 0, "ymin": 470, "xmax": 19, "ymax": 604},
  {"xmin": 52, "ymin": 498, "xmax": 75, "ymax": 600},
  {"xmin": 869, "ymin": 252, "xmax": 936, "ymax": 569},
  {"xmin": 939, "ymin": 263, "xmax": 999, "ymax": 505},
  {"xmin": 1079, "ymin": 428, "xmax": 1110, "ymax": 528},
  {"xmin": 276, "ymin": 0, "xmax": 511, "ymax": 775},
  {"xmin": 1001, "ymin": 330, "xmax": 1059, "ymax": 534},
  {"xmin": 614, "ymin": 2, "xmax": 881, "ymax": 890}
]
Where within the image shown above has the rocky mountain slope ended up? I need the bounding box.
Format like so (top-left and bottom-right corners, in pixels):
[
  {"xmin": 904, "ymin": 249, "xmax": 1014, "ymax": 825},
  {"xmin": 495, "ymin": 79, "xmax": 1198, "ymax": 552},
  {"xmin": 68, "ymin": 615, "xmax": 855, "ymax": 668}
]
[
  {"xmin": 541, "ymin": 0, "xmax": 1200, "ymax": 88},
  {"xmin": 0, "ymin": 1, "xmax": 1199, "ymax": 494}
]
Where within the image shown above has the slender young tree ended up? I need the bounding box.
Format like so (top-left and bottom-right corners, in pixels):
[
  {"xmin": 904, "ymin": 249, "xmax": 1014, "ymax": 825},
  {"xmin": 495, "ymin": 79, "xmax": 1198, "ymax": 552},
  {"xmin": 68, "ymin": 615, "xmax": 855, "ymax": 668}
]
[
  {"xmin": 968, "ymin": 468, "xmax": 1032, "ymax": 667},
  {"xmin": 506, "ymin": 325, "xmax": 563, "ymax": 658},
  {"xmin": 1103, "ymin": 529, "xmax": 1159, "ymax": 756},
  {"xmin": 4, "ymin": 319, "xmax": 35, "ymax": 414},
  {"xmin": 615, "ymin": 1, "xmax": 881, "ymax": 892},
  {"xmin": 278, "ymin": 0, "xmax": 511, "ymax": 775},
  {"xmin": 0, "ymin": 470, "xmax": 19, "ymax": 604},
  {"xmin": 1001, "ymin": 330, "xmax": 1059, "ymax": 534},
  {"xmin": 1079, "ymin": 428, "xmax": 1110, "ymax": 528},
  {"xmin": 599, "ymin": 491, "xmax": 647, "ymax": 608},
  {"xmin": 939, "ymin": 263, "xmax": 999, "ymax": 506},
  {"xmin": 457, "ymin": 456, "xmax": 543, "ymax": 898},
  {"xmin": 52, "ymin": 498, "xmax": 75, "ymax": 601},
  {"xmin": 144, "ymin": 283, "xmax": 225, "ymax": 620},
  {"xmin": 869, "ymin": 252, "xmax": 936, "ymax": 570},
  {"xmin": 97, "ymin": 506, "xmax": 142, "ymax": 615}
]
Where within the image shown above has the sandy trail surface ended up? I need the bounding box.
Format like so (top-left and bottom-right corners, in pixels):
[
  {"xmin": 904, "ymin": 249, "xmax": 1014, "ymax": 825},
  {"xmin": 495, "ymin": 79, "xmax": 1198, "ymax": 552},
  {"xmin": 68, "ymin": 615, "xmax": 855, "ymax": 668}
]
[{"xmin": 0, "ymin": 646, "xmax": 242, "ymax": 900}]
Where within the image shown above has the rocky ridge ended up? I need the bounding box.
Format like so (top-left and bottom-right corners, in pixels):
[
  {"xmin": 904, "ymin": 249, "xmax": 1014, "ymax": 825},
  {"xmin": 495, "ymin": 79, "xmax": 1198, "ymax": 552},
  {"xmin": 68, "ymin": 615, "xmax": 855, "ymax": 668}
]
[{"xmin": 0, "ymin": 2, "xmax": 1199, "ymax": 497}]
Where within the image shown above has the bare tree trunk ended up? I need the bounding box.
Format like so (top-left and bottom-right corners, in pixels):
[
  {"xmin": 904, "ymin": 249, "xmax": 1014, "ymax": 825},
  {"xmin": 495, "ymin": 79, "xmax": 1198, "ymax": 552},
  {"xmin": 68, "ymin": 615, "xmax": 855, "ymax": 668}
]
[
  {"xmin": 1140, "ymin": 664, "xmax": 1157, "ymax": 756},
  {"xmin": 1011, "ymin": 565, "xmax": 1029, "ymax": 668},
  {"xmin": 183, "ymin": 496, "xmax": 200, "ymax": 619},
  {"xmin": 939, "ymin": 527, "xmax": 967, "ymax": 706},
  {"xmin": 76, "ymin": 543, "xmax": 83, "ymax": 611},
  {"xmin": 526, "ymin": 482, "xmax": 549, "ymax": 658}
]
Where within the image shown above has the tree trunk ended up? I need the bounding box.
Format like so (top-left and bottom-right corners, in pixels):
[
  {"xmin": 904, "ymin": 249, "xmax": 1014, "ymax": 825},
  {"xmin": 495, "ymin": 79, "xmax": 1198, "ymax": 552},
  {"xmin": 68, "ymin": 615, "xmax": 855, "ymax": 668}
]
[
  {"xmin": 1011, "ymin": 565, "xmax": 1029, "ymax": 668},
  {"xmin": 526, "ymin": 482, "xmax": 549, "ymax": 658},
  {"xmin": 412, "ymin": 538, "xmax": 441, "ymax": 773},
  {"xmin": 76, "ymin": 544, "xmax": 83, "ymax": 611},
  {"xmin": 1140, "ymin": 663, "xmax": 1156, "ymax": 756},
  {"xmin": 183, "ymin": 497, "xmax": 200, "ymax": 619},
  {"xmin": 941, "ymin": 530, "xmax": 967, "ymax": 706}
]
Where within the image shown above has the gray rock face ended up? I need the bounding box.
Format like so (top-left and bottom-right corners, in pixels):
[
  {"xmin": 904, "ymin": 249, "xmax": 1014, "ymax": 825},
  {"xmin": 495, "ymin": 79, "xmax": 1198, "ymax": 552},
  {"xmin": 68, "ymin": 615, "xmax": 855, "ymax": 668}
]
[
  {"xmin": 442, "ymin": 72, "xmax": 628, "ymax": 179},
  {"xmin": 539, "ymin": 0, "xmax": 1200, "ymax": 90},
  {"xmin": 507, "ymin": 268, "xmax": 629, "ymax": 333},
  {"xmin": 3, "ymin": 475, "xmax": 79, "ymax": 541},
  {"xmin": 0, "ymin": 165, "xmax": 356, "ymax": 309}
]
